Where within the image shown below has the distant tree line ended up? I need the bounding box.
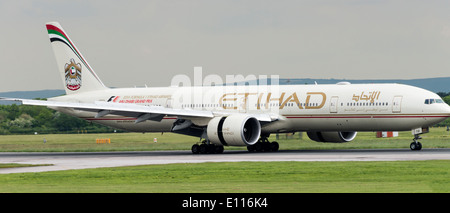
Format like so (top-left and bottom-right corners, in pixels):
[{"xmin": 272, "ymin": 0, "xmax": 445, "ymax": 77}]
[
  {"xmin": 437, "ymin": 92, "xmax": 450, "ymax": 98},
  {"xmin": 437, "ymin": 93, "xmax": 450, "ymax": 127},
  {"xmin": 0, "ymin": 102, "xmax": 121, "ymax": 135},
  {"xmin": 2, "ymin": 93, "xmax": 450, "ymax": 135}
]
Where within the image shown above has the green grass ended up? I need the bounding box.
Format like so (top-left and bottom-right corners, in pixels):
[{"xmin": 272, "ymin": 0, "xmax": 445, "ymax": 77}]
[
  {"xmin": 0, "ymin": 127, "xmax": 450, "ymax": 152},
  {"xmin": 0, "ymin": 163, "xmax": 52, "ymax": 169},
  {"xmin": 0, "ymin": 132, "xmax": 199, "ymax": 152},
  {"xmin": 1, "ymin": 128, "xmax": 449, "ymax": 193},
  {"xmin": 0, "ymin": 161, "xmax": 448, "ymax": 193}
]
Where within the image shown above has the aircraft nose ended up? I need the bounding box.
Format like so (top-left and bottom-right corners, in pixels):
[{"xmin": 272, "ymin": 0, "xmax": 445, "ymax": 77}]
[
  {"xmin": 445, "ymin": 105, "xmax": 450, "ymax": 115},
  {"xmin": 440, "ymin": 103, "xmax": 450, "ymax": 116}
]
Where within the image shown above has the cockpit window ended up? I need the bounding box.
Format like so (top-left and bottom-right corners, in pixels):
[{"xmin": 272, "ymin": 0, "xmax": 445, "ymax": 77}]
[{"xmin": 425, "ymin": 98, "xmax": 444, "ymax": 104}]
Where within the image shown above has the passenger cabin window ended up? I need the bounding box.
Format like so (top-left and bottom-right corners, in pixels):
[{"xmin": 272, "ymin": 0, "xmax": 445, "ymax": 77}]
[{"xmin": 424, "ymin": 98, "xmax": 444, "ymax": 104}]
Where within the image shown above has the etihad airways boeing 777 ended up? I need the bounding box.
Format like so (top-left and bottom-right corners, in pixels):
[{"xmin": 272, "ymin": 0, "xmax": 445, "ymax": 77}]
[{"xmin": 3, "ymin": 22, "xmax": 450, "ymax": 153}]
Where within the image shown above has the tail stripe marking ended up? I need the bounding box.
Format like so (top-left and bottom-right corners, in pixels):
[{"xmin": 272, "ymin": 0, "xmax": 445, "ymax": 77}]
[{"xmin": 46, "ymin": 24, "xmax": 104, "ymax": 86}]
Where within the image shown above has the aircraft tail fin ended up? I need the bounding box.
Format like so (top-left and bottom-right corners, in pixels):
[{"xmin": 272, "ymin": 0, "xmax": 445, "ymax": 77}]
[{"xmin": 46, "ymin": 22, "xmax": 107, "ymax": 94}]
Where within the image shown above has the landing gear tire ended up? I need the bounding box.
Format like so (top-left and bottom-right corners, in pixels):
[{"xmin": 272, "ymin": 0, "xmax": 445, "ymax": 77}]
[
  {"xmin": 247, "ymin": 144, "xmax": 256, "ymax": 152},
  {"xmin": 410, "ymin": 142, "xmax": 422, "ymax": 151},
  {"xmin": 192, "ymin": 143, "xmax": 224, "ymax": 154},
  {"xmin": 270, "ymin": 142, "xmax": 279, "ymax": 152},
  {"xmin": 410, "ymin": 133, "xmax": 423, "ymax": 151},
  {"xmin": 214, "ymin": 145, "xmax": 224, "ymax": 154},
  {"xmin": 191, "ymin": 144, "xmax": 200, "ymax": 154},
  {"xmin": 199, "ymin": 144, "xmax": 208, "ymax": 154},
  {"xmin": 247, "ymin": 140, "xmax": 279, "ymax": 152}
]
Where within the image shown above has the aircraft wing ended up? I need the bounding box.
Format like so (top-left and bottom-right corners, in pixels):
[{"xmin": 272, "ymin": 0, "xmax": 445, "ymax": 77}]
[{"xmin": 0, "ymin": 98, "xmax": 275, "ymax": 123}]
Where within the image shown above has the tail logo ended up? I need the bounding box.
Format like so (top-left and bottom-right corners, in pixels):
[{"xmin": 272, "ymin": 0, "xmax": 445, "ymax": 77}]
[{"xmin": 64, "ymin": 58, "xmax": 82, "ymax": 91}]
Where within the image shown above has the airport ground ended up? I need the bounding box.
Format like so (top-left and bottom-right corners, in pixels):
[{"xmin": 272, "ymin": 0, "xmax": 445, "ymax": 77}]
[
  {"xmin": 1, "ymin": 127, "xmax": 450, "ymax": 152},
  {"xmin": 0, "ymin": 128, "xmax": 449, "ymax": 193},
  {"xmin": 1, "ymin": 159, "xmax": 449, "ymax": 193}
]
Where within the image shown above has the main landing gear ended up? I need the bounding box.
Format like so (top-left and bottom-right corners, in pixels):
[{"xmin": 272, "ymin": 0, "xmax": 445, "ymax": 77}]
[
  {"xmin": 247, "ymin": 137, "xmax": 279, "ymax": 152},
  {"xmin": 410, "ymin": 134, "xmax": 422, "ymax": 151},
  {"xmin": 191, "ymin": 141, "xmax": 224, "ymax": 154},
  {"xmin": 191, "ymin": 137, "xmax": 280, "ymax": 154}
]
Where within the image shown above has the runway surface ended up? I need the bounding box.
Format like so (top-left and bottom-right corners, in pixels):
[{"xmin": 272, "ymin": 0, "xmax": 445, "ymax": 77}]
[{"xmin": 1, "ymin": 148, "xmax": 450, "ymax": 174}]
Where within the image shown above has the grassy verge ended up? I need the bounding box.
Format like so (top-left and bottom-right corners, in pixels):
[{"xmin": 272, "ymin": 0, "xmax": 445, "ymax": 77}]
[
  {"xmin": 0, "ymin": 127, "xmax": 449, "ymax": 152},
  {"xmin": 0, "ymin": 161, "xmax": 448, "ymax": 193},
  {"xmin": 0, "ymin": 163, "xmax": 52, "ymax": 169},
  {"xmin": 1, "ymin": 128, "xmax": 449, "ymax": 193}
]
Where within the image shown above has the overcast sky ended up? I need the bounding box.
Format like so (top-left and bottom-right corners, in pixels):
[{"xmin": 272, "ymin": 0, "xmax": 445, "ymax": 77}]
[{"xmin": 2, "ymin": 0, "xmax": 450, "ymax": 92}]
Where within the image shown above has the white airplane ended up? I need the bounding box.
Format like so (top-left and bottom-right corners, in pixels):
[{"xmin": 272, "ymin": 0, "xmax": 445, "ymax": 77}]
[{"xmin": 3, "ymin": 22, "xmax": 450, "ymax": 154}]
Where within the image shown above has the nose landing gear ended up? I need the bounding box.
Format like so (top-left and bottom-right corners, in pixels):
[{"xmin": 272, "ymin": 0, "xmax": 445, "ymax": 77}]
[
  {"xmin": 410, "ymin": 134, "xmax": 422, "ymax": 151},
  {"xmin": 410, "ymin": 127, "xmax": 428, "ymax": 151}
]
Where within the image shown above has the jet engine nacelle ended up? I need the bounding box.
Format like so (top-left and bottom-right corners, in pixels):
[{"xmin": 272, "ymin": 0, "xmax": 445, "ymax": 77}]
[
  {"xmin": 307, "ymin": 131, "xmax": 357, "ymax": 143},
  {"xmin": 207, "ymin": 114, "xmax": 261, "ymax": 146}
]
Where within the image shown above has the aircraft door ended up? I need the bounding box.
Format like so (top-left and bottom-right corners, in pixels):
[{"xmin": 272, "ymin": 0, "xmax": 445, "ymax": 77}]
[
  {"xmin": 330, "ymin": 96, "xmax": 339, "ymax": 113},
  {"xmin": 165, "ymin": 98, "xmax": 172, "ymax": 108},
  {"xmin": 392, "ymin": 96, "xmax": 402, "ymax": 113}
]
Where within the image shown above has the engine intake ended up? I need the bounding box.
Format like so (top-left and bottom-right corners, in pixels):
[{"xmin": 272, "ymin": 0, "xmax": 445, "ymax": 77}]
[
  {"xmin": 207, "ymin": 114, "xmax": 261, "ymax": 146},
  {"xmin": 307, "ymin": 131, "xmax": 357, "ymax": 143}
]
